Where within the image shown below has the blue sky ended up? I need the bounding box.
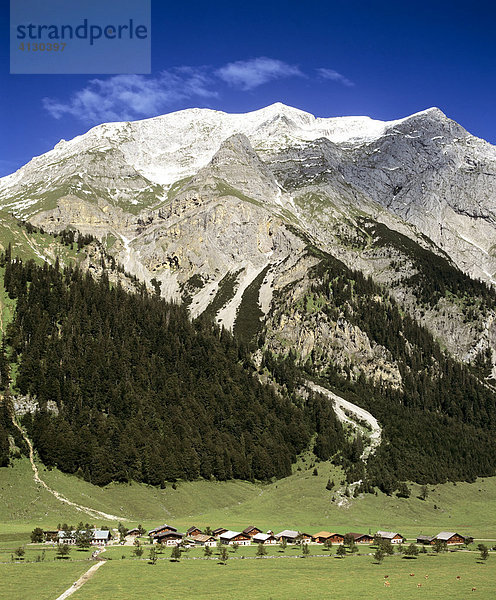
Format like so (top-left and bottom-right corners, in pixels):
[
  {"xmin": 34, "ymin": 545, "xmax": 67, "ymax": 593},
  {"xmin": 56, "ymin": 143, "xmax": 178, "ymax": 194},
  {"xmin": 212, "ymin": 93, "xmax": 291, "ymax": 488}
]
[{"xmin": 2, "ymin": 0, "xmax": 496, "ymax": 177}]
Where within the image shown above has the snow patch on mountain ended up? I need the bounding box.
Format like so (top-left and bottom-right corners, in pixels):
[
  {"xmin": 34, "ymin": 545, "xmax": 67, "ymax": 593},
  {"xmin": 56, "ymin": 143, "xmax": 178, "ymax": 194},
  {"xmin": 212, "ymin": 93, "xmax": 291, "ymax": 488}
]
[{"xmin": 0, "ymin": 104, "xmax": 454, "ymax": 193}]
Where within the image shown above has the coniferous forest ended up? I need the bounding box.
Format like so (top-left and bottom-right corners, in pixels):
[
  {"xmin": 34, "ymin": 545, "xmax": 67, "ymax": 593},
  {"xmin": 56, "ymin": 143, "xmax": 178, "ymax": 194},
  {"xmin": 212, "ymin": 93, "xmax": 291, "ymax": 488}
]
[
  {"xmin": 0, "ymin": 254, "xmax": 318, "ymax": 486},
  {"xmin": 1, "ymin": 242, "xmax": 496, "ymax": 493},
  {"xmin": 273, "ymin": 251, "xmax": 496, "ymax": 491}
]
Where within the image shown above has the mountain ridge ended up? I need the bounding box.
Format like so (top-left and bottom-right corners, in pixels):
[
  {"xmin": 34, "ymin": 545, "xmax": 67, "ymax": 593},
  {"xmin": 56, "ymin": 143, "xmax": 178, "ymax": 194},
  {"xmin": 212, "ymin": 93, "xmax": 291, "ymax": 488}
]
[
  {"xmin": 1, "ymin": 102, "xmax": 496, "ymax": 375},
  {"xmin": 1, "ymin": 103, "xmax": 496, "ymax": 492},
  {"xmin": 0, "ymin": 103, "xmax": 463, "ymax": 194}
]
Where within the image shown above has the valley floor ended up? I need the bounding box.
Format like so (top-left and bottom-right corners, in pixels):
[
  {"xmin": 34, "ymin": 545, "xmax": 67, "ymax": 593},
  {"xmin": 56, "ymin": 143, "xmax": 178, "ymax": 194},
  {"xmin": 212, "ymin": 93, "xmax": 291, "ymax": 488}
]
[
  {"xmin": 2, "ymin": 454, "xmax": 496, "ymax": 599},
  {"xmin": 0, "ymin": 550, "xmax": 494, "ymax": 600}
]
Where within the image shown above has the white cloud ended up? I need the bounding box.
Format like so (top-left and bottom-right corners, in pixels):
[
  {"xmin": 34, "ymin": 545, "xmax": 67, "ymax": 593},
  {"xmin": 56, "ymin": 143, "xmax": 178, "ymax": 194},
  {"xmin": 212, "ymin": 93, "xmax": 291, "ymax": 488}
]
[
  {"xmin": 216, "ymin": 57, "xmax": 303, "ymax": 90},
  {"xmin": 43, "ymin": 69, "xmax": 217, "ymax": 123},
  {"xmin": 42, "ymin": 59, "xmax": 352, "ymax": 124},
  {"xmin": 316, "ymin": 68, "xmax": 354, "ymax": 87}
]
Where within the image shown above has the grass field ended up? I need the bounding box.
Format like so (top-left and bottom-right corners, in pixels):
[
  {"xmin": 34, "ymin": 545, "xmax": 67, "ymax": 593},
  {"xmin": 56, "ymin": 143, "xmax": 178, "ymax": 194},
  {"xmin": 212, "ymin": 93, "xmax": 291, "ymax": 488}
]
[
  {"xmin": 52, "ymin": 552, "xmax": 495, "ymax": 600},
  {"xmin": 1, "ymin": 538, "xmax": 494, "ymax": 600},
  {"xmin": 1, "ymin": 443, "xmax": 496, "ymax": 599},
  {"xmin": 2, "ymin": 455, "xmax": 496, "ymax": 539},
  {"xmin": 0, "ymin": 561, "xmax": 92, "ymax": 600}
]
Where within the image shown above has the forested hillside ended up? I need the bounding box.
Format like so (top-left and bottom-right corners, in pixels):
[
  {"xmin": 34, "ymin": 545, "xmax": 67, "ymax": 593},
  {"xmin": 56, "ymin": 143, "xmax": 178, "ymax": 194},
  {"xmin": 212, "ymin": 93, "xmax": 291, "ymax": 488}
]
[
  {"xmin": 0, "ymin": 253, "xmax": 331, "ymax": 486},
  {"xmin": 264, "ymin": 249, "xmax": 496, "ymax": 491},
  {"xmin": 1, "ymin": 232, "xmax": 496, "ymax": 493}
]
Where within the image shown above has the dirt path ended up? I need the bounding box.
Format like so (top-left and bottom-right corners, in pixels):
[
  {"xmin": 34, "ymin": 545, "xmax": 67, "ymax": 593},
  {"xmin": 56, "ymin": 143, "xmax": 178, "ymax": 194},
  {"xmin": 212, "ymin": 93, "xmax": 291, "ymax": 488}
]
[
  {"xmin": 54, "ymin": 557, "xmax": 106, "ymax": 600},
  {"xmin": 9, "ymin": 412, "xmax": 129, "ymax": 522}
]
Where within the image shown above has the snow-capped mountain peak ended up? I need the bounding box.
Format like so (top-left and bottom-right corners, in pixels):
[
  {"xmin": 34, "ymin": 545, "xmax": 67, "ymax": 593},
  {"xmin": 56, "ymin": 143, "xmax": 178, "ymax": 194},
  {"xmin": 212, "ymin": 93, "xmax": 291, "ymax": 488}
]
[{"xmin": 0, "ymin": 103, "xmax": 459, "ymax": 192}]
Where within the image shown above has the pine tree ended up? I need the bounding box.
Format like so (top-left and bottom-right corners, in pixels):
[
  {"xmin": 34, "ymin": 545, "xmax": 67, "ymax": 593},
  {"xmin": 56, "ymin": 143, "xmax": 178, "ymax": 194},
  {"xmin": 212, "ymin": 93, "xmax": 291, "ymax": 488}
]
[
  {"xmin": 404, "ymin": 543, "xmax": 419, "ymax": 558},
  {"xmin": 219, "ymin": 546, "xmax": 229, "ymax": 564},
  {"xmin": 170, "ymin": 545, "xmax": 181, "ymax": 561},
  {"xmin": 30, "ymin": 528, "xmax": 44, "ymax": 543},
  {"xmin": 56, "ymin": 544, "xmax": 70, "ymax": 559},
  {"xmin": 478, "ymin": 544, "xmax": 489, "ymax": 560},
  {"xmin": 373, "ymin": 547, "xmax": 385, "ymax": 563},
  {"xmin": 396, "ymin": 482, "xmax": 410, "ymax": 498}
]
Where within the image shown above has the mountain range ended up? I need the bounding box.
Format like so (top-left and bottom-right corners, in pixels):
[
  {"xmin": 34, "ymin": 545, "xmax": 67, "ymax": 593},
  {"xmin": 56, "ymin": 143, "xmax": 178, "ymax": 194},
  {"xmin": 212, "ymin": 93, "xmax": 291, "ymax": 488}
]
[
  {"xmin": 1, "ymin": 103, "xmax": 496, "ymax": 370},
  {"xmin": 1, "ymin": 103, "xmax": 496, "ymax": 488}
]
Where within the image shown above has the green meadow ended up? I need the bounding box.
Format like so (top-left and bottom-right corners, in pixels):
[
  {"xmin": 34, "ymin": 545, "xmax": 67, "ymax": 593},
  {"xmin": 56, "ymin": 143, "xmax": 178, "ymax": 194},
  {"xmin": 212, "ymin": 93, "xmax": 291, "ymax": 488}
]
[
  {"xmin": 1, "ymin": 447, "xmax": 496, "ymax": 599},
  {"xmin": 2, "ymin": 454, "xmax": 496, "ymax": 539},
  {"xmin": 21, "ymin": 552, "xmax": 493, "ymax": 600},
  {"xmin": 0, "ymin": 561, "xmax": 91, "ymax": 600}
]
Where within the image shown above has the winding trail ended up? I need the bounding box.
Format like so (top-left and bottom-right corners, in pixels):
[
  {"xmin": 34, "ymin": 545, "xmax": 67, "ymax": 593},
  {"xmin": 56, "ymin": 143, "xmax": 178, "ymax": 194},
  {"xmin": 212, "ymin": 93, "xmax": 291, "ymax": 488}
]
[
  {"xmin": 9, "ymin": 411, "xmax": 129, "ymax": 522},
  {"xmin": 306, "ymin": 381, "xmax": 382, "ymax": 506},
  {"xmin": 54, "ymin": 552, "xmax": 107, "ymax": 600}
]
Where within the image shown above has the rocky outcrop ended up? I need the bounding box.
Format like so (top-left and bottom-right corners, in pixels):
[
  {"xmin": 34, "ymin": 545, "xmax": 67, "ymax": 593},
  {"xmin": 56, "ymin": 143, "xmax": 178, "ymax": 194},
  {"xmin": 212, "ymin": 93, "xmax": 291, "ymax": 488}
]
[
  {"xmin": 1, "ymin": 103, "xmax": 496, "ymax": 376},
  {"xmin": 12, "ymin": 395, "xmax": 58, "ymax": 416},
  {"xmin": 264, "ymin": 263, "xmax": 403, "ymax": 388}
]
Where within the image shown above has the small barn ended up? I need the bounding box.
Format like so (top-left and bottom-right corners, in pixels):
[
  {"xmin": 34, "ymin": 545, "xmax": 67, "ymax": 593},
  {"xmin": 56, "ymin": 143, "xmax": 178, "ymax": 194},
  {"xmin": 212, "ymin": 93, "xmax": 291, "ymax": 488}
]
[
  {"xmin": 252, "ymin": 533, "xmax": 278, "ymax": 545},
  {"xmin": 43, "ymin": 531, "xmax": 59, "ymax": 543},
  {"xmin": 242, "ymin": 526, "xmax": 263, "ymax": 537},
  {"xmin": 376, "ymin": 531, "xmax": 405, "ymax": 544},
  {"xmin": 186, "ymin": 526, "xmax": 203, "ymax": 537},
  {"xmin": 126, "ymin": 528, "xmax": 141, "ymax": 537},
  {"xmin": 312, "ymin": 531, "xmax": 345, "ymax": 544},
  {"xmin": 219, "ymin": 531, "xmax": 252, "ymax": 546},
  {"xmin": 92, "ymin": 530, "xmax": 111, "ymax": 545},
  {"xmin": 275, "ymin": 530, "xmax": 299, "ymax": 544},
  {"xmin": 148, "ymin": 524, "xmax": 177, "ymax": 537},
  {"xmin": 346, "ymin": 533, "xmax": 374, "ymax": 544},
  {"xmin": 434, "ymin": 532, "xmax": 466, "ymax": 545},
  {"xmin": 57, "ymin": 531, "xmax": 76, "ymax": 545},
  {"xmin": 417, "ymin": 535, "xmax": 434, "ymax": 545},
  {"xmin": 212, "ymin": 527, "xmax": 228, "ymax": 538},
  {"xmin": 192, "ymin": 534, "xmax": 217, "ymax": 547},
  {"xmin": 275, "ymin": 530, "xmax": 311, "ymax": 544}
]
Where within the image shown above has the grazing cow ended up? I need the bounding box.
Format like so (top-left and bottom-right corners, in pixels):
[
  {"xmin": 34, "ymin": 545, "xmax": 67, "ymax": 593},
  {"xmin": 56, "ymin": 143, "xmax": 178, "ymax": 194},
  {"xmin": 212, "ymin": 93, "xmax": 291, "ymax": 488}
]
[
  {"xmin": 472, "ymin": 588, "xmax": 477, "ymax": 592},
  {"xmin": 384, "ymin": 575, "xmax": 389, "ymax": 579},
  {"xmin": 417, "ymin": 584, "xmax": 422, "ymax": 588},
  {"xmin": 410, "ymin": 573, "xmax": 415, "ymax": 576},
  {"xmin": 384, "ymin": 581, "xmax": 390, "ymax": 587},
  {"xmin": 424, "ymin": 575, "xmax": 429, "ymax": 579},
  {"xmin": 456, "ymin": 576, "xmax": 461, "ymax": 580}
]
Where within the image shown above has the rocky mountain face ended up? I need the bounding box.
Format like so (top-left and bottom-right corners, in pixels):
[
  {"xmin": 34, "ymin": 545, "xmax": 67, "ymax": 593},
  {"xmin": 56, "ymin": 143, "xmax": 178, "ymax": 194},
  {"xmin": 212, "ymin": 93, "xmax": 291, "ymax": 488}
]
[{"xmin": 1, "ymin": 102, "xmax": 496, "ymax": 383}]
